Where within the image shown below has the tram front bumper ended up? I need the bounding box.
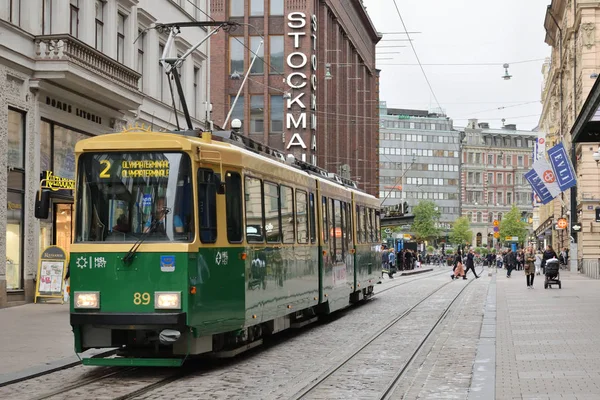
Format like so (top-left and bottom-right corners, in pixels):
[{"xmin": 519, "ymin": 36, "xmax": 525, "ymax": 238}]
[{"xmin": 70, "ymin": 312, "xmax": 187, "ymax": 327}]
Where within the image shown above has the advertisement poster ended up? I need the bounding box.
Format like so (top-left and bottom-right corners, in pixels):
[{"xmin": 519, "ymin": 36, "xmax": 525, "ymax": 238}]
[{"xmin": 38, "ymin": 260, "xmax": 65, "ymax": 294}]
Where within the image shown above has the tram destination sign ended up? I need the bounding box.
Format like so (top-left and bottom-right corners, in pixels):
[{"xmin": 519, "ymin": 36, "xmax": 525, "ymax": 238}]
[{"xmin": 97, "ymin": 158, "xmax": 170, "ymax": 179}]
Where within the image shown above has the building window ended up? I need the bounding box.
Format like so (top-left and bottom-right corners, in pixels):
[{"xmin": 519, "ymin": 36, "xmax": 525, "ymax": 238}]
[
  {"xmin": 8, "ymin": 0, "xmax": 21, "ymax": 26},
  {"xmin": 95, "ymin": 0, "xmax": 104, "ymax": 51},
  {"xmin": 8, "ymin": 109, "xmax": 25, "ymax": 169},
  {"xmin": 497, "ymin": 173, "xmax": 503, "ymax": 185},
  {"xmin": 497, "ymin": 192, "xmax": 503, "ymax": 205},
  {"xmin": 270, "ymin": 0, "xmax": 283, "ymax": 15},
  {"xmin": 506, "ymin": 154, "xmax": 512, "ymax": 166},
  {"xmin": 507, "ymin": 173, "xmax": 512, "ymax": 185},
  {"xmin": 230, "ymin": 37, "xmax": 244, "ymax": 74},
  {"xmin": 69, "ymin": 0, "xmax": 79, "ymax": 37},
  {"xmin": 268, "ymin": 36, "xmax": 284, "ymax": 74},
  {"xmin": 194, "ymin": 66, "xmax": 200, "ymax": 118},
  {"xmin": 498, "ymin": 212, "xmax": 503, "ymax": 221},
  {"xmin": 270, "ymin": 95, "xmax": 283, "ymax": 133},
  {"xmin": 488, "ymin": 212, "xmax": 493, "ymax": 223},
  {"xmin": 487, "ymin": 154, "xmax": 493, "ymax": 165},
  {"xmin": 230, "ymin": 95, "xmax": 244, "ymax": 126},
  {"xmin": 250, "ymin": 36, "xmax": 264, "ymax": 74},
  {"xmin": 250, "ymin": 95, "xmax": 264, "ymax": 133},
  {"xmin": 137, "ymin": 29, "xmax": 145, "ymax": 90},
  {"xmin": 230, "ymin": 0, "xmax": 243, "ymax": 17},
  {"xmin": 43, "ymin": 0, "xmax": 52, "ymax": 33},
  {"xmin": 7, "ymin": 109, "xmax": 25, "ymax": 291},
  {"xmin": 518, "ymin": 155, "xmax": 523, "ymax": 167},
  {"xmin": 117, "ymin": 13, "xmax": 126, "ymax": 63},
  {"xmin": 250, "ymin": 0, "xmax": 264, "ymax": 15}
]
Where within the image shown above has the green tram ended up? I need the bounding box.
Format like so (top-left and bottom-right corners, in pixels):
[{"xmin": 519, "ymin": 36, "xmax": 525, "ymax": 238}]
[{"xmin": 69, "ymin": 126, "xmax": 381, "ymax": 367}]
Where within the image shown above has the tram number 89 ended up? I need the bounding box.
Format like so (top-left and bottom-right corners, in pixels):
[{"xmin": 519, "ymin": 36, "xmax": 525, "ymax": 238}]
[{"xmin": 133, "ymin": 292, "xmax": 151, "ymax": 305}]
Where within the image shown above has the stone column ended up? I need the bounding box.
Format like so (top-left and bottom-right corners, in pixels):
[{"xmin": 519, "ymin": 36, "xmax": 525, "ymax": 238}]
[
  {"xmin": 103, "ymin": 0, "xmax": 118, "ymax": 59},
  {"xmin": 79, "ymin": 0, "xmax": 96, "ymax": 47},
  {"xmin": 145, "ymin": 27, "xmax": 159, "ymax": 98},
  {"xmin": 52, "ymin": 0, "xmax": 70, "ymax": 34}
]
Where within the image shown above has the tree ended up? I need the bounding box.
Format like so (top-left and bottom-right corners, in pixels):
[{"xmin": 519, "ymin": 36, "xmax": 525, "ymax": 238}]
[
  {"xmin": 411, "ymin": 200, "xmax": 441, "ymax": 242},
  {"xmin": 499, "ymin": 205, "xmax": 529, "ymax": 246},
  {"xmin": 449, "ymin": 216, "xmax": 473, "ymax": 246},
  {"xmin": 426, "ymin": 245, "xmax": 434, "ymax": 253}
]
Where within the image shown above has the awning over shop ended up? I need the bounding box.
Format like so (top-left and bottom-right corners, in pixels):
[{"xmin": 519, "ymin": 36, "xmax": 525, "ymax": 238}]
[
  {"xmin": 534, "ymin": 215, "xmax": 554, "ymax": 237},
  {"xmin": 571, "ymin": 74, "xmax": 600, "ymax": 143}
]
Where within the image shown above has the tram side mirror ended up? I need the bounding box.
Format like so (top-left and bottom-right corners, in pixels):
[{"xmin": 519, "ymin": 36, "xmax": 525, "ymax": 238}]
[
  {"xmin": 35, "ymin": 190, "xmax": 50, "ymax": 219},
  {"xmin": 215, "ymin": 175, "xmax": 225, "ymax": 195}
]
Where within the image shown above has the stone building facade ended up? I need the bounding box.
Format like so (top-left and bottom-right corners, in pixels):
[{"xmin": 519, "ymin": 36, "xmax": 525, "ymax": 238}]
[
  {"xmin": 0, "ymin": 0, "xmax": 210, "ymax": 307},
  {"xmin": 209, "ymin": 0, "xmax": 381, "ymax": 195},
  {"xmin": 537, "ymin": 0, "xmax": 600, "ymax": 276},
  {"xmin": 461, "ymin": 120, "xmax": 536, "ymax": 248}
]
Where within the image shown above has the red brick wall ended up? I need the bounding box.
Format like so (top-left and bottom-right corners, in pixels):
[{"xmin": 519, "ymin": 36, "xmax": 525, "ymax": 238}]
[{"xmin": 210, "ymin": 0, "xmax": 380, "ymax": 195}]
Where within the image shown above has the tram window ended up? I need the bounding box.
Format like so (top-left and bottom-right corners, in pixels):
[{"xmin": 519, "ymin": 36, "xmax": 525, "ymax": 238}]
[
  {"xmin": 225, "ymin": 172, "xmax": 243, "ymax": 243},
  {"xmin": 296, "ymin": 190, "xmax": 308, "ymax": 244},
  {"xmin": 340, "ymin": 202, "xmax": 347, "ymax": 255},
  {"xmin": 356, "ymin": 206, "xmax": 362, "ymax": 243},
  {"xmin": 245, "ymin": 176, "xmax": 264, "ymax": 243},
  {"xmin": 264, "ymin": 182, "xmax": 281, "ymax": 243},
  {"xmin": 321, "ymin": 196, "xmax": 328, "ymax": 243},
  {"xmin": 345, "ymin": 202, "xmax": 352, "ymax": 245},
  {"xmin": 309, "ymin": 192, "xmax": 316, "ymax": 243},
  {"xmin": 375, "ymin": 210, "xmax": 381, "ymax": 242},
  {"xmin": 333, "ymin": 200, "xmax": 342, "ymax": 261},
  {"xmin": 198, "ymin": 168, "xmax": 218, "ymax": 243},
  {"xmin": 368, "ymin": 208, "xmax": 374, "ymax": 242},
  {"xmin": 281, "ymin": 185, "xmax": 295, "ymax": 244},
  {"xmin": 362, "ymin": 206, "xmax": 368, "ymax": 243}
]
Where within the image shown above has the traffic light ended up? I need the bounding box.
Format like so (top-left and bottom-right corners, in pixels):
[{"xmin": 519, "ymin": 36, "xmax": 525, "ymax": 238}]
[
  {"xmin": 596, "ymin": 207, "xmax": 600, "ymax": 223},
  {"xmin": 403, "ymin": 202, "xmax": 409, "ymax": 214}
]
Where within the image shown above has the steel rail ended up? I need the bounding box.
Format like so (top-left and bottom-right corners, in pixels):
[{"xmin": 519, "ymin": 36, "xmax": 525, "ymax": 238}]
[{"xmin": 288, "ymin": 267, "xmax": 483, "ymax": 400}]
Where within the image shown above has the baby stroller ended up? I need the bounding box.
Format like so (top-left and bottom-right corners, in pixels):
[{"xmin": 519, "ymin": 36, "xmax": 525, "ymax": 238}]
[{"xmin": 544, "ymin": 258, "xmax": 561, "ymax": 289}]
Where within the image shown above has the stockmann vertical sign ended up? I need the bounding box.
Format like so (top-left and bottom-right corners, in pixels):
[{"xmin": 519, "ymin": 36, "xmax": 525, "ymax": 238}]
[{"xmin": 547, "ymin": 143, "xmax": 577, "ymax": 192}]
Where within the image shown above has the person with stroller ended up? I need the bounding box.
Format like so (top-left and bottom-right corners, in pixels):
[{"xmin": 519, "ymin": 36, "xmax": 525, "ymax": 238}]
[
  {"xmin": 542, "ymin": 245, "xmax": 558, "ymax": 274},
  {"xmin": 525, "ymin": 246, "xmax": 536, "ymax": 288}
]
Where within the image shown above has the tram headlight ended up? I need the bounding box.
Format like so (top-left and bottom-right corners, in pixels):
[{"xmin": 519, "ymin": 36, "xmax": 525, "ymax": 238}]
[
  {"xmin": 154, "ymin": 292, "xmax": 181, "ymax": 310},
  {"xmin": 74, "ymin": 292, "xmax": 100, "ymax": 309}
]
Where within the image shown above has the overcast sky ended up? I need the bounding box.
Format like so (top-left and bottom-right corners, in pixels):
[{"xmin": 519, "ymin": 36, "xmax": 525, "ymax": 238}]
[{"xmin": 362, "ymin": 0, "xmax": 551, "ymax": 130}]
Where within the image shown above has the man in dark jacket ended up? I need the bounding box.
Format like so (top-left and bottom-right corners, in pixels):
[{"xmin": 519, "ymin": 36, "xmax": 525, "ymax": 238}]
[
  {"xmin": 465, "ymin": 249, "xmax": 479, "ymax": 279},
  {"xmin": 505, "ymin": 249, "xmax": 516, "ymax": 278}
]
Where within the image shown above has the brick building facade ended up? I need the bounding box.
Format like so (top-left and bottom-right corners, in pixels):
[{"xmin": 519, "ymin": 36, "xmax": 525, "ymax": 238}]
[{"xmin": 210, "ymin": 0, "xmax": 381, "ymax": 195}]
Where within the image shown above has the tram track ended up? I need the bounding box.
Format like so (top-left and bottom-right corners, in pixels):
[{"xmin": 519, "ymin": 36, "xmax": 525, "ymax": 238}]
[{"xmin": 286, "ymin": 267, "xmax": 484, "ymax": 400}]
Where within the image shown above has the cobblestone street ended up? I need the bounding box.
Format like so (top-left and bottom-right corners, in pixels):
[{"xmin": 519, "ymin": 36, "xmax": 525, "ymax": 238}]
[{"xmin": 4, "ymin": 268, "xmax": 600, "ymax": 399}]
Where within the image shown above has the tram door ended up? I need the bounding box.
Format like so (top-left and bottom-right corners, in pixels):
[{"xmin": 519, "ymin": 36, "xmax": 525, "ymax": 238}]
[{"xmin": 54, "ymin": 203, "xmax": 73, "ymax": 254}]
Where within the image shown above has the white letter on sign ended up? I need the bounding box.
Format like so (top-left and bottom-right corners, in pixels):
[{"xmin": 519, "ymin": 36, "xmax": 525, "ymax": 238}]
[
  {"xmin": 287, "ymin": 52, "xmax": 308, "ymax": 69},
  {"xmin": 287, "ymin": 113, "xmax": 307, "ymax": 129},
  {"xmin": 288, "ymin": 32, "xmax": 306, "ymax": 48},
  {"xmin": 287, "ymin": 72, "xmax": 307, "ymax": 89},
  {"xmin": 287, "ymin": 12, "xmax": 307, "ymax": 29},
  {"xmin": 286, "ymin": 133, "xmax": 307, "ymax": 149},
  {"xmin": 287, "ymin": 93, "xmax": 306, "ymax": 109}
]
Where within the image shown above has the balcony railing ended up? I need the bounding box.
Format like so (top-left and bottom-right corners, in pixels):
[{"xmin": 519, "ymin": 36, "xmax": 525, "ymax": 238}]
[{"xmin": 34, "ymin": 34, "xmax": 140, "ymax": 90}]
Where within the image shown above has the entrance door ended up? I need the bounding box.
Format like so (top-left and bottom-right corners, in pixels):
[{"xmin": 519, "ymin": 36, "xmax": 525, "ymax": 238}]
[{"xmin": 54, "ymin": 204, "xmax": 73, "ymax": 254}]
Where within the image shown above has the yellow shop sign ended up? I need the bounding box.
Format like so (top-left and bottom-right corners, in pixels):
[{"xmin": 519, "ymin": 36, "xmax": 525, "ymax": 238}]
[{"xmin": 40, "ymin": 171, "xmax": 75, "ymax": 191}]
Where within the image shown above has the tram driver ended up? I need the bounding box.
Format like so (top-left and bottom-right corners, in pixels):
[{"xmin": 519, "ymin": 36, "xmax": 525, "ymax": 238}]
[{"xmin": 144, "ymin": 197, "xmax": 184, "ymax": 234}]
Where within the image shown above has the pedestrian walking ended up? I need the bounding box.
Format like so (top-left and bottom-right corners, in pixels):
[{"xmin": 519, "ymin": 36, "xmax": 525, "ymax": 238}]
[
  {"xmin": 505, "ymin": 249, "xmax": 516, "ymax": 278},
  {"xmin": 542, "ymin": 245, "xmax": 557, "ymax": 274},
  {"xmin": 534, "ymin": 249, "xmax": 543, "ymax": 275},
  {"xmin": 496, "ymin": 253, "xmax": 503, "ymax": 269},
  {"xmin": 525, "ymin": 246, "xmax": 536, "ymax": 288},
  {"xmin": 381, "ymin": 248, "xmax": 389, "ymax": 278},
  {"xmin": 388, "ymin": 250, "xmax": 396, "ymax": 278},
  {"xmin": 452, "ymin": 250, "xmax": 465, "ymax": 280},
  {"xmin": 465, "ymin": 249, "xmax": 479, "ymax": 279}
]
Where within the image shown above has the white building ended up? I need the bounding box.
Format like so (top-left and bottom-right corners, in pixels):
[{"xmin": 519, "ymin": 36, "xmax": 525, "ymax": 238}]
[{"xmin": 0, "ymin": 0, "xmax": 211, "ymax": 307}]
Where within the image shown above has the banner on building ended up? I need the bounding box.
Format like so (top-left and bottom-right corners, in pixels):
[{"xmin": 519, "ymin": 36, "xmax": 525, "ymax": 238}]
[
  {"xmin": 525, "ymin": 156, "xmax": 562, "ymax": 205},
  {"xmin": 547, "ymin": 142, "xmax": 577, "ymax": 192},
  {"xmin": 525, "ymin": 169, "xmax": 555, "ymax": 205},
  {"xmin": 532, "ymin": 132, "xmax": 546, "ymax": 207}
]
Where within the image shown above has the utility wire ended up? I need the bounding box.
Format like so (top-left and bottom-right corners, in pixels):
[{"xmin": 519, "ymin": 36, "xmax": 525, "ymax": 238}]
[
  {"xmin": 390, "ymin": 0, "xmax": 443, "ymax": 113},
  {"xmin": 378, "ymin": 58, "xmax": 547, "ymax": 67}
]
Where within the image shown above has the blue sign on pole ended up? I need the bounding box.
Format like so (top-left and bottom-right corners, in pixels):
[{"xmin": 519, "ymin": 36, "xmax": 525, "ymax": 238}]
[
  {"xmin": 524, "ymin": 169, "xmax": 554, "ymax": 205},
  {"xmin": 511, "ymin": 243, "xmax": 517, "ymax": 252},
  {"xmin": 547, "ymin": 143, "xmax": 577, "ymax": 192}
]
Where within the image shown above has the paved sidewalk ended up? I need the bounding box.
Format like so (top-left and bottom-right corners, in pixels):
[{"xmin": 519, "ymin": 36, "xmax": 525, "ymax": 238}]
[
  {"xmin": 495, "ymin": 269, "xmax": 600, "ymax": 400},
  {"xmin": 0, "ymin": 303, "xmax": 73, "ymax": 378}
]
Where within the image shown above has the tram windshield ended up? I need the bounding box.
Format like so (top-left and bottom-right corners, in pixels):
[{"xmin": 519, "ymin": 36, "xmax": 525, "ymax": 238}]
[{"xmin": 75, "ymin": 152, "xmax": 194, "ymax": 243}]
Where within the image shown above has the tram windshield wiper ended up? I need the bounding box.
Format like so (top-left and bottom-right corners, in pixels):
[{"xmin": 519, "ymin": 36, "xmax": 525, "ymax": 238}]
[{"xmin": 123, "ymin": 207, "xmax": 170, "ymax": 264}]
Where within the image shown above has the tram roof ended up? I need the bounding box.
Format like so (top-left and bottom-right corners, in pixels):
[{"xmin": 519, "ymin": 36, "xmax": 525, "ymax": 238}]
[{"xmin": 75, "ymin": 128, "xmax": 378, "ymax": 204}]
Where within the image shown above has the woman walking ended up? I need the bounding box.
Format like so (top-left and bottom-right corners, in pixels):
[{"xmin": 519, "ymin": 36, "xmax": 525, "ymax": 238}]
[
  {"xmin": 525, "ymin": 246, "xmax": 536, "ymax": 288},
  {"xmin": 534, "ymin": 249, "xmax": 543, "ymax": 275}
]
